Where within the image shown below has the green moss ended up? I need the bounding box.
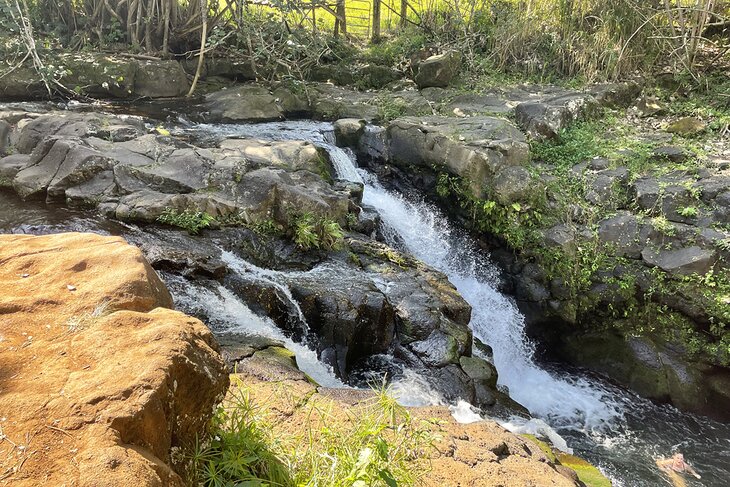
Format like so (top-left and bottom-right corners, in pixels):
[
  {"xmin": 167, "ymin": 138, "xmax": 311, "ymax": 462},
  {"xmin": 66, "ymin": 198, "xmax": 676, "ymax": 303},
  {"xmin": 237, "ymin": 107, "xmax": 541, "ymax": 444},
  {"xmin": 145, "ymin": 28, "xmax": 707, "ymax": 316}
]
[
  {"xmin": 520, "ymin": 434, "xmax": 556, "ymax": 462},
  {"xmin": 557, "ymin": 453, "xmax": 612, "ymax": 487}
]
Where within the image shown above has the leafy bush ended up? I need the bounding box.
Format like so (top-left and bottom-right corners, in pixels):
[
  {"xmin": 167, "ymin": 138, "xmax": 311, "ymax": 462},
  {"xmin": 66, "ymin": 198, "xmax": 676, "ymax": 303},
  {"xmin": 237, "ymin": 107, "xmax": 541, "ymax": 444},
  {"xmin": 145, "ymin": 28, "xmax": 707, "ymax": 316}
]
[{"xmin": 157, "ymin": 208, "xmax": 216, "ymax": 235}]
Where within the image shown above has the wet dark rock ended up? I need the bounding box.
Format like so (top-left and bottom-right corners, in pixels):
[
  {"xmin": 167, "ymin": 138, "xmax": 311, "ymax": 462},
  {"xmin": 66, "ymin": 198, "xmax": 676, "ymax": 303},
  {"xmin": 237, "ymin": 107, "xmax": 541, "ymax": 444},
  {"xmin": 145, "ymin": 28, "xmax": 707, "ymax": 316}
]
[
  {"xmin": 288, "ymin": 266, "xmax": 397, "ymax": 377},
  {"xmin": 125, "ymin": 227, "xmax": 227, "ymax": 279},
  {"xmin": 559, "ymin": 332, "xmax": 730, "ymax": 421},
  {"xmin": 216, "ymin": 333, "xmax": 286, "ymax": 369}
]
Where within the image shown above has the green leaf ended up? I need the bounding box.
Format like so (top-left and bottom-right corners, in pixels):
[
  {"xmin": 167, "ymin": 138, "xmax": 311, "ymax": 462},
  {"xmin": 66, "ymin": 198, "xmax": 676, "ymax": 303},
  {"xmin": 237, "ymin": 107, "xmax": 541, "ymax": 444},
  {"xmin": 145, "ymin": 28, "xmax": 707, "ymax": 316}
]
[{"xmin": 379, "ymin": 469, "xmax": 398, "ymax": 487}]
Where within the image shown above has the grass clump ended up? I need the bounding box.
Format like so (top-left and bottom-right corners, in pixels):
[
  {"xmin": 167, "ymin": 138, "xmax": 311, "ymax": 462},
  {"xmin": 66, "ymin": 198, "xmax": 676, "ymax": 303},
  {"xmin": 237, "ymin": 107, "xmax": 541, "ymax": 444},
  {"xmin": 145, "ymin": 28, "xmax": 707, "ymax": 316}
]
[
  {"xmin": 157, "ymin": 208, "xmax": 216, "ymax": 235},
  {"xmin": 292, "ymin": 212, "xmax": 345, "ymax": 251},
  {"xmin": 188, "ymin": 378, "xmax": 434, "ymax": 487}
]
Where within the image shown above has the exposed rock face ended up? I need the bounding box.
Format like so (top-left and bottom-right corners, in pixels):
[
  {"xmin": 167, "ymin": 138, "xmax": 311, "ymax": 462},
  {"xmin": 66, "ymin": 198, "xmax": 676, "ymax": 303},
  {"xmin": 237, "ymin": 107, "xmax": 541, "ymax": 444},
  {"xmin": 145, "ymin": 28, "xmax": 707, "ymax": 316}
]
[
  {"xmin": 561, "ymin": 332, "xmax": 730, "ymax": 421},
  {"xmin": 0, "ymin": 233, "xmax": 228, "ymax": 486},
  {"xmin": 386, "ymin": 116, "xmax": 529, "ymax": 197},
  {"xmin": 0, "ymin": 112, "xmax": 352, "ymax": 227},
  {"xmin": 0, "ymin": 55, "xmax": 190, "ymax": 100},
  {"xmin": 205, "ymin": 85, "xmax": 283, "ymax": 122},
  {"xmin": 515, "ymin": 82, "xmax": 641, "ymax": 139}
]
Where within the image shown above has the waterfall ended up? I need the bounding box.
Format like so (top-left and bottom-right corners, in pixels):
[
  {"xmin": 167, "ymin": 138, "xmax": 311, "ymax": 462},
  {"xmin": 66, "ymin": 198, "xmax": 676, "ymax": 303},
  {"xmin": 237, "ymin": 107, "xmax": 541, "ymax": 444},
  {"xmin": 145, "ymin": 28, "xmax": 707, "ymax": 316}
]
[
  {"xmin": 331, "ymin": 149, "xmax": 625, "ymax": 431},
  {"xmin": 221, "ymin": 250, "xmax": 310, "ymax": 331}
]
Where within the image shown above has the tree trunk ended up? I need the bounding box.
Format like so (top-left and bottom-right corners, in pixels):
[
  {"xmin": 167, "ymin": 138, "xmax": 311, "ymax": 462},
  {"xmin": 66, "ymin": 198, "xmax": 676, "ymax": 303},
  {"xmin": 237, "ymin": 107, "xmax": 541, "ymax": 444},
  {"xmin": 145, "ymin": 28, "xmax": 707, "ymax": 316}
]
[{"xmin": 187, "ymin": 0, "xmax": 208, "ymax": 97}]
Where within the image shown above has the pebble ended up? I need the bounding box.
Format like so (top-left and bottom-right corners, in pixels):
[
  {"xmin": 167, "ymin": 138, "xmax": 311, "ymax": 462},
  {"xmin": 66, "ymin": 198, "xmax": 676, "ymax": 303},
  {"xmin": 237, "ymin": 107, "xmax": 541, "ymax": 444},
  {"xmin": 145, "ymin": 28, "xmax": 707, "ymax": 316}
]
[{"xmin": 67, "ymin": 285, "xmax": 77, "ymax": 291}]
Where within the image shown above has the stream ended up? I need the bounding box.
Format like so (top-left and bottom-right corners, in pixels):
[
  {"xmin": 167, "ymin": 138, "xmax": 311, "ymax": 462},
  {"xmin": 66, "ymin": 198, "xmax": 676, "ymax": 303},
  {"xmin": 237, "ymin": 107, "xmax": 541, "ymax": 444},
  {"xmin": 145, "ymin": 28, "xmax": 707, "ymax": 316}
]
[{"xmin": 2, "ymin": 113, "xmax": 729, "ymax": 486}]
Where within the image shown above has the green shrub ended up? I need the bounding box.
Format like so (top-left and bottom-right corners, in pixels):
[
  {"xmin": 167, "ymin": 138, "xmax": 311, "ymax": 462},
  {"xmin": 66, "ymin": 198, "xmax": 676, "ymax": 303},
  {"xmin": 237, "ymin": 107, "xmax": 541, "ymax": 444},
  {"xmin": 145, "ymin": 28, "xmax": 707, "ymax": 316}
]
[
  {"xmin": 157, "ymin": 208, "xmax": 216, "ymax": 235},
  {"xmin": 292, "ymin": 212, "xmax": 345, "ymax": 251}
]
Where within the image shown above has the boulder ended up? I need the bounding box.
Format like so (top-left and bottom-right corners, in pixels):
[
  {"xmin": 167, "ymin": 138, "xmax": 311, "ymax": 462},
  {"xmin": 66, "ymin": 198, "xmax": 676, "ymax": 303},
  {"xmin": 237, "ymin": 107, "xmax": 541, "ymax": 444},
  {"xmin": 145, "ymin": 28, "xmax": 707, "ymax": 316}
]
[
  {"xmin": 387, "ymin": 116, "xmax": 529, "ymax": 198},
  {"xmin": 0, "ymin": 66, "xmax": 47, "ymax": 100},
  {"xmin": 633, "ymin": 96, "xmax": 666, "ymax": 118},
  {"xmin": 0, "ymin": 233, "xmax": 228, "ymax": 486},
  {"xmin": 515, "ymin": 93, "xmax": 599, "ymax": 140},
  {"xmin": 666, "ymin": 117, "xmax": 706, "ymax": 136},
  {"xmin": 414, "ymin": 51, "xmax": 462, "ymax": 89},
  {"xmin": 205, "ymin": 85, "xmax": 284, "ymax": 122},
  {"xmin": 5, "ymin": 113, "xmax": 351, "ymax": 228},
  {"xmin": 641, "ymin": 246, "xmax": 717, "ymax": 276},
  {"xmin": 333, "ymin": 118, "xmax": 366, "ymax": 148},
  {"xmin": 133, "ymin": 60, "xmax": 190, "ymax": 98},
  {"xmin": 542, "ymin": 224, "xmax": 576, "ymax": 252},
  {"xmin": 62, "ymin": 54, "xmax": 138, "ymax": 98},
  {"xmin": 651, "ymin": 145, "xmax": 689, "ymax": 163},
  {"xmin": 492, "ymin": 166, "xmax": 532, "ymax": 204},
  {"xmin": 0, "ymin": 119, "xmax": 9, "ymax": 155},
  {"xmin": 597, "ymin": 212, "xmax": 647, "ymax": 259}
]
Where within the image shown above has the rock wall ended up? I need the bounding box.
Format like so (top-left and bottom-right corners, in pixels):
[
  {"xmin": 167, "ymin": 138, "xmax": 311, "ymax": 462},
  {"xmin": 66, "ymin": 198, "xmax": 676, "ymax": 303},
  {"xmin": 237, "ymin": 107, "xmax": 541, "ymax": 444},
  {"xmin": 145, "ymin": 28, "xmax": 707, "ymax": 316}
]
[{"xmin": 0, "ymin": 233, "xmax": 228, "ymax": 486}]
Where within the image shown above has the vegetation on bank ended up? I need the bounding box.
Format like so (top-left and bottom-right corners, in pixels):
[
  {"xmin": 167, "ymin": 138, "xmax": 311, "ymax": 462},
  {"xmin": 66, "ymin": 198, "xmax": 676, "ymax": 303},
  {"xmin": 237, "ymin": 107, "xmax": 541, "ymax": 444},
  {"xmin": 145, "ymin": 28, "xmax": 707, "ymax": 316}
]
[
  {"xmin": 434, "ymin": 92, "xmax": 730, "ymax": 365},
  {"xmin": 185, "ymin": 377, "xmax": 433, "ymax": 486},
  {"xmin": 156, "ymin": 207, "xmax": 347, "ymax": 251}
]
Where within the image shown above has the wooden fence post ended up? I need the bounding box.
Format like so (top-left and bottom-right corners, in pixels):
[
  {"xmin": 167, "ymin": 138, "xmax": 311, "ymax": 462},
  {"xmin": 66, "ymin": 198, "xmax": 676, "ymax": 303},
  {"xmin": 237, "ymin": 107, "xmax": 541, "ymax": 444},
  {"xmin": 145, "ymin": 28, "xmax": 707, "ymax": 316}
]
[
  {"xmin": 372, "ymin": 0, "xmax": 381, "ymax": 42},
  {"xmin": 334, "ymin": 0, "xmax": 347, "ymax": 37}
]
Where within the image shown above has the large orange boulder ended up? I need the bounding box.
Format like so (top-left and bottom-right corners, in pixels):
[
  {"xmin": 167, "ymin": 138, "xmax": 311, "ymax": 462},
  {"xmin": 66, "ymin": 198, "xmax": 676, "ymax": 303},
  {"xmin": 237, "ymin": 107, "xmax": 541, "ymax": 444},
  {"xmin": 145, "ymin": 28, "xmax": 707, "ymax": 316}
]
[{"xmin": 0, "ymin": 233, "xmax": 228, "ymax": 486}]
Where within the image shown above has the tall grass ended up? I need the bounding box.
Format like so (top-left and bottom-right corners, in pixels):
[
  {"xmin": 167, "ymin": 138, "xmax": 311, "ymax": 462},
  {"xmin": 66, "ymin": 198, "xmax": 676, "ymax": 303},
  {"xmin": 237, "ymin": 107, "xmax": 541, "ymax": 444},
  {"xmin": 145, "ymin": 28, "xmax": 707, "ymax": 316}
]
[{"xmin": 186, "ymin": 377, "xmax": 434, "ymax": 486}]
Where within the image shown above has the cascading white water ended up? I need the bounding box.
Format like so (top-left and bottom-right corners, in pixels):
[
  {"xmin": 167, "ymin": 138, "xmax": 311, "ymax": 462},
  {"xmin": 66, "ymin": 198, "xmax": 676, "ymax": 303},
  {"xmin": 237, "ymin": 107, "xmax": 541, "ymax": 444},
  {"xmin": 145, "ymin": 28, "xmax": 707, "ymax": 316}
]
[
  {"xmin": 179, "ymin": 119, "xmax": 623, "ymax": 430},
  {"xmin": 220, "ymin": 249, "xmax": 310, "ymax": 329},
  {"xmin": 337, "ymin": 155, "xmax": 625, "ymax": 431},
  {"xmin": 167, "ymin": 272, "xmax": 346, "ymax": 388}
]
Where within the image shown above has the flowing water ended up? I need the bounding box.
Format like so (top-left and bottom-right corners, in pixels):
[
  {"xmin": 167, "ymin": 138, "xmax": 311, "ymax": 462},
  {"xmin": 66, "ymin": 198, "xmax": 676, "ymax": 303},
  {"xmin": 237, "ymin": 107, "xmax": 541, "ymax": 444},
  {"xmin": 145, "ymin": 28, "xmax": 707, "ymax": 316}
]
[{"xmin": 2, "ymin": 113, "xmax": 730, "ymax": 485}]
